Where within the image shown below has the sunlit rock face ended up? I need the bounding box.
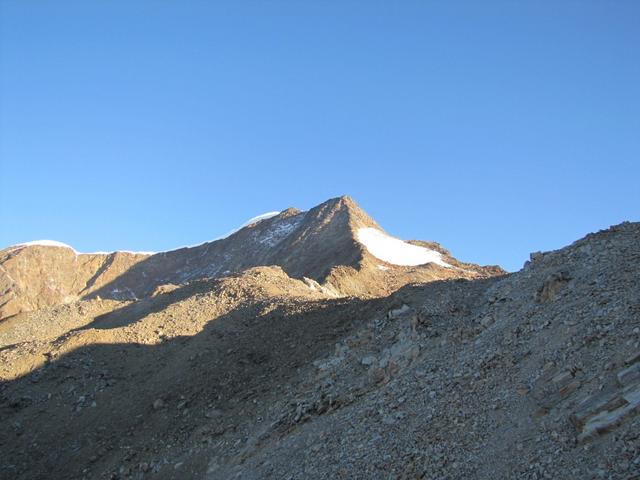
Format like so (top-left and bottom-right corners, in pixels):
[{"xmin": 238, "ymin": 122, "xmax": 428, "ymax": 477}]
[{"xmin": 0, "ymin": 196, "xmax": 503, "ymax": 320}]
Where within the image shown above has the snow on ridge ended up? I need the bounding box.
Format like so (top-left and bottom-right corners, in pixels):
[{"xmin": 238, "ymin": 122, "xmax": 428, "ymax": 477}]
[
  {"xmin": 356, "ymin": 228, "xmax": 451, "ymax": 268},
  {"xmin": 163, "ymin": 211, "xmax": 282, "ymax": 252},
  {"xmin": 8, "ymin": 211, "xmax": 283, "ymax": 256},
  {"xmin": 86, "ymin": 250, "xmax": 156, "ymax": 256},
  {"xmin": 17, "ymin": 240, "xmax": 75, "ymax": 249},
  {"xmin": 257, "ymin": 213, "xmax": 305, "ymax": 247},
  {"xmin": 10, "ymin": 240, "xmax": 154, "ymax": 256},
  {"xmin": 213, "ymin": 211, "xmax": 281, "ymax": 242}
]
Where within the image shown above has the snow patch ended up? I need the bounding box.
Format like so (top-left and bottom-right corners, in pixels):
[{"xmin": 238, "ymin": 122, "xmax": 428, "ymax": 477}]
[
  {"xmin": 257, "ymin": 213, "xmax": 305, "ymax": 247},
  {"xmin": 165, "ymin": 211, "xmax": 282, "ymax": 252},
  {"xmin": 8, "ymin": 211, "xmax": 282, "ymax": 256},
  {"xmin": 10, "ymin": 240, "xmax": 154, "ymax": 256},
  {"xmin": 84, "ymin": 250, "xmax": 155, "ymax": 255},
  {"xmin": 356, "ymin": 228, "xmax": 451, "ymax": 268},
  {"xmin": 214, "ymin": 211, "xmax": 281, "ymax": 241},
  {"xmin": 17, "ymin": 240, "xmax": 75, "ymax": 250}
]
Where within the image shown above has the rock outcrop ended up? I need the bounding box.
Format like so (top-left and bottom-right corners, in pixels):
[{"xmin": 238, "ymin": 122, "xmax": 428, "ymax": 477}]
[{"xmin": 0, "ymin": 247, "xmax": 149, "ymax": 319}]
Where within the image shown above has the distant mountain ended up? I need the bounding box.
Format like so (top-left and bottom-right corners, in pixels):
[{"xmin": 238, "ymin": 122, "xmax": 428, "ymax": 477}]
[{"xmin": 0, "ymin": 196, "xmax": 503, "ymax": 320}]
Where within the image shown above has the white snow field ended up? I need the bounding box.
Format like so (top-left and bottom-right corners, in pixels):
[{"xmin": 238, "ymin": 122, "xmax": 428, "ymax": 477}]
[{"xmin": 356, "ymin": 228, "xmax": 451, "ymax": 268}]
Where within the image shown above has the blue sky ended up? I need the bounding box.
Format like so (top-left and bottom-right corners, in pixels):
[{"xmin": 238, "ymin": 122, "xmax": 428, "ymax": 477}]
[{"xmin": 1, "ymin": 1, "xmax": 638, "ymax": 271}]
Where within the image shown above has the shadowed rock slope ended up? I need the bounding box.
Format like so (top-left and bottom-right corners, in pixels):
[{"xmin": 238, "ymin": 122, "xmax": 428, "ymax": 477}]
[
  {"xmin": 0, "ymin": 221, "xmax": 638, "ymax": 479},
  {"xmin": 0, "ymin": 196, "xmax": 503, "ymax": 320}
]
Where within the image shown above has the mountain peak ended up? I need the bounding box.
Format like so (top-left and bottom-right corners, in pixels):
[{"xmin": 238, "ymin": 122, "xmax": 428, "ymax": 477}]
[
  {"xmin": 279, "ymin": 207, "xmax": 302, "ymax": 217},
  {"xmin": 323, "ymin": 194, "xmax": 357, "ymax": 207},
  {"xmin": 306, "ymin": 195, "xmax": 379, "ymax": 232},
  {"xmin": 317, "ymin": 195, "xmax": 365, "ymax": 214},
  {"xmin": 0, "ymin": 196, "xmax": 503, "ymax": 319}
]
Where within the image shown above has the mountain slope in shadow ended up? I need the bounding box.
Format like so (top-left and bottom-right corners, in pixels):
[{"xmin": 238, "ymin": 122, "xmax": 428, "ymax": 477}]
[{"xmin": 0, "ymin": 221, "xmax": 638, "ymax": 479}]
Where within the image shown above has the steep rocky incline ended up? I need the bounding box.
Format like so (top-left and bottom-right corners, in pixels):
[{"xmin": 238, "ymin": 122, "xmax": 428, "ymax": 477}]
[
  {"xmin": 0, "ymin": 247, "xmax": 149, "ymax": 320},
  {"xmin": 221, "ymin": 221, "xmax": 640, "ymax": 480},
  {"xmin": 0, "ymin": 196, "xmax": 503, "ymax": 320},
  {"xmin": 0, "ymin": 221, "xmax": 638, "ymax": 479}
]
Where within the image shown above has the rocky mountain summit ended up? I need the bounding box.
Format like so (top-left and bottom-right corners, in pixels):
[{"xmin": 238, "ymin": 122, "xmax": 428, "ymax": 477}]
[
  {"xmin": 0, "ymin": 196, "xmax": 501, "ymax": 320},
  {"xmin": 0, "ymin": 199, "xmax": 638, "ymax": 480}
]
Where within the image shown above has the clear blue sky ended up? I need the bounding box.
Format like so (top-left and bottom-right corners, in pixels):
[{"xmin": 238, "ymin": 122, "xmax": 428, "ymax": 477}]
[{"xmin": 1, "ymin": 2, "xmax": 638, "ymax": 271}]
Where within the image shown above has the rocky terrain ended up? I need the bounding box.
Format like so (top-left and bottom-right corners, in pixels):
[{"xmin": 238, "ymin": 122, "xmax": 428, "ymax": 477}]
[
  {"xmin": 0, "ymin": 198, "xmax": 638, "ymax": 480},
  {"xmin": 0, "ymin": 196, "xmax": 501, "ymax": 320}
]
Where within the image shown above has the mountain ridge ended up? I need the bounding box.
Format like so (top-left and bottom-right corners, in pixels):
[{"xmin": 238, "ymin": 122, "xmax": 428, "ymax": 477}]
[{"xmin": 0, "ymin": 196, "xmax": 504, "ymax": 320}]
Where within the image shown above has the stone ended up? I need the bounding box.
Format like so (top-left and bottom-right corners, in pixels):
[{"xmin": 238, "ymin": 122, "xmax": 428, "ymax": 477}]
[
  {"xmin": 552, "ymin": 370, "xmax": 574, "ymax": 387},
  {"xmin": 361, "ymin": 356, "xmax": 376, "ymax": 366},
  {"xmin": 536, "ymin": 272, "xmax": 571, "ymax": 303},
  {"xmin": 480, "ymin": 316, "xmax": 494, "ymax": 328},
  {"xmin": 617, "ymin": 364, "xmax": 640, "ymax": 386},
  {"xmin": 570, "ymin": 390, "xmax": 625, "ymax": 428},
  {"xmin": 577, "ymin": 385, "xmax": 640, "ymax": 443},
  {"xmin": 387, "ymin": 304, "xmax": 411, "ymax": 320},
  {"xmin": 205, "ymin": 408, "xmax": 223, "ymax": 419},
  {"xmin": 559, "ymin": 381, "xmax": 581, "ymax": 398},
  {"xmin": 625, "ymin": 352, "xmax": 640, "ymax": 365}
]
